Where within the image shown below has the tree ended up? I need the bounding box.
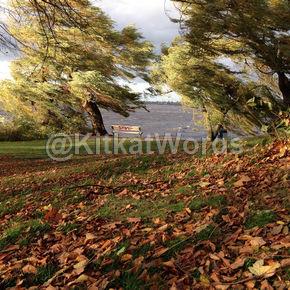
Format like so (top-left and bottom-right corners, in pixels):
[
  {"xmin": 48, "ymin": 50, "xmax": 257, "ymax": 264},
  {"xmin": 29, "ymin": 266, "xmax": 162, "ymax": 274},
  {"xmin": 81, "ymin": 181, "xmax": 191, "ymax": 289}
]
[
  {"xmin": 152, "ymin": 38, "xmax": 282, "ymax": 139},
  {"xmin": 0, "ymin": 0, "xmax": 97, "ymax": 50},
  {"xmin": 0, "ymin": 1, "xmax": 154, "ymax": 135},
  {"xmin": 172, "ymin": 0, "xmax": 290, "ymax": 106}
]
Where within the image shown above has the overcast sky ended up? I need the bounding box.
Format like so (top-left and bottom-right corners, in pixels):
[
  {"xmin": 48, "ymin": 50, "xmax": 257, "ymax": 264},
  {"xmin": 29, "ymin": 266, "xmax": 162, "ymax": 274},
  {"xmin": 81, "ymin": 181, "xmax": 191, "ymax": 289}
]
[
  {"xmin": 96, "ymin": 0, "xmax": 179, "ymax": 48},
  {"xmin": 0, "ymin": 0, "xmax": 180, "ymax": 101}
]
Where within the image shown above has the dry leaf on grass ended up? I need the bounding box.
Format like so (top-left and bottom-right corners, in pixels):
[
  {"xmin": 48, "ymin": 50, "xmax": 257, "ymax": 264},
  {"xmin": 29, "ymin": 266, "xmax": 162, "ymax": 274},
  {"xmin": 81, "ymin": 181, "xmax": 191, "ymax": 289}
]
[{"xmin": 249, "ymin": 260, "xmax": 280, "ymax": 278}]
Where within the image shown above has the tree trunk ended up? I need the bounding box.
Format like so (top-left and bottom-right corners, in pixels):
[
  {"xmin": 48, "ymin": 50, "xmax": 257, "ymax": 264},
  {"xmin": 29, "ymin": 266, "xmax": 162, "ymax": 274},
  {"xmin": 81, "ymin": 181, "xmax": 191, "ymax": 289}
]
[
  {"xmin": 83, "ymin": 100, "xmax": 108, "ymax": 136},
  {"xmin": 277, "ymin": 72, "xmax": 290, "ymax": 107},
  {"xmin": 211, "ymin": 124, "xmax": 223, "ymax": 141}
]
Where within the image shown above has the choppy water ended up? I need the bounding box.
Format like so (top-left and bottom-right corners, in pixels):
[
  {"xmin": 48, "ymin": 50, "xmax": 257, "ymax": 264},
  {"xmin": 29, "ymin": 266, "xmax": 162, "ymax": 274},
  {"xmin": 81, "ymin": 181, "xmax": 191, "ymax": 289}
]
[
  {"xmin": 102, "ymin": 103, "xmax": 207, "ymax": 138},
  {"xmin": 0, "ymin": 103, "xmax": 208, "ymax": 138}
]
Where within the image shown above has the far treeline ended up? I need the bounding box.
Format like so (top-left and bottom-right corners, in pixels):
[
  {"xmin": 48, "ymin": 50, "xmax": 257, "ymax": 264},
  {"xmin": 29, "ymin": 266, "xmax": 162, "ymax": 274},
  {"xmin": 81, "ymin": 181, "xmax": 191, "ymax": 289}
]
[{"xmin": 0, "ymin": 0, "xmax": 289, "ymax": 141}]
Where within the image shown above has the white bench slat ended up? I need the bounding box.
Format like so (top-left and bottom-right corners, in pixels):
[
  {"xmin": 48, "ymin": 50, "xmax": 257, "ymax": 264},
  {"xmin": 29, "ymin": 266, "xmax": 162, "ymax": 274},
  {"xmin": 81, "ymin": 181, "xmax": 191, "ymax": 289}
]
[{"xmin": 112, "ymin": 125, "xmax": 142, "ymax": 136}]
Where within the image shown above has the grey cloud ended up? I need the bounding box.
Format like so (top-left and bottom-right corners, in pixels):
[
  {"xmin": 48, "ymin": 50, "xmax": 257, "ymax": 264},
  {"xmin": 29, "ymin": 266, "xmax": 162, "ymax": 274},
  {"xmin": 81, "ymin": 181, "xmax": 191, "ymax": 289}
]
[{"xmin": 96, "ymin": 0, "xmax": 180, "ymax": 49}]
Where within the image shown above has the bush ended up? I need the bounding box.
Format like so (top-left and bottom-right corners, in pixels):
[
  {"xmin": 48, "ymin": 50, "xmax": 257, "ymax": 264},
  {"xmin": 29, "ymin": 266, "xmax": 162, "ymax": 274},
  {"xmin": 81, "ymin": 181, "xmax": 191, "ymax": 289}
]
[{"xmin": 0, "ymin": 118, "xmax": 46, "ymax": 141}]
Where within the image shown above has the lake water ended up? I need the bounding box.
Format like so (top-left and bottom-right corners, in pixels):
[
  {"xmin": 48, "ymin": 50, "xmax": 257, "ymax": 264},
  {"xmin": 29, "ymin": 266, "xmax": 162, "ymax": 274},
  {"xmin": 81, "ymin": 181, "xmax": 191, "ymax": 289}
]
[
  {"xmin": 0, "ymin": 103, "xmax": 208, "ymax": 138},
  {"xmin": 102, "ymin": 103, "xmax": 207, "ymax": 138}
]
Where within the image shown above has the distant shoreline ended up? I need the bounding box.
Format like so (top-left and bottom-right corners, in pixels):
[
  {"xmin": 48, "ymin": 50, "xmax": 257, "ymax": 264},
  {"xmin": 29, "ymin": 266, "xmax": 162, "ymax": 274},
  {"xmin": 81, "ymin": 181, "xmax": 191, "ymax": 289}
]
[{"xmin": 143, "ymin": 101, "xmax": 181, "ymax": 105}]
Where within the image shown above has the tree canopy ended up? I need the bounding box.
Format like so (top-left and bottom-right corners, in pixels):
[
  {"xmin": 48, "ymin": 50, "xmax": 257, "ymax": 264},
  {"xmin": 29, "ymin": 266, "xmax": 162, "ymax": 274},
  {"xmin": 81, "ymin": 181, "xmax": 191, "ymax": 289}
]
[
  {"xmin": 152, "ymin": 38, "xmax": 283, "ymax": 138},
  {"xmin": 0, "ymin": 0, "xmax": 98, "ymax": 50},
  {"xmin": 172, "ymin": 0, "xmax": 290, "ymax": 107},
  {"xmin": 0, "ymin": 0, "xmax": 154, "ymax": 135}
]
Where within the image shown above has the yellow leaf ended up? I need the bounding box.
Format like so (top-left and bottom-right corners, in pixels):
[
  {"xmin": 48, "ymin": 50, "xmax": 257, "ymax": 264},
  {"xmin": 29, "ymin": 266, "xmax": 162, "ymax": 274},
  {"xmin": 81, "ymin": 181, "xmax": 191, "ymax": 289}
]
[
  {"xmin": 199, "ymin": 181, "xmax": 211, "ymax": 188},
  {"xmin": 249, "ymin": 260, "xmax": 280, "ymax": 278},
  {"xmin": 200, "ymin": 274, "xmax": 210, "ymax": 285},
  {"xmin": 74, "ymin": 260, "xmax": 88, "ymax": 270},
  {"xmin": 85, "ymin": 233, "xmax": 96, "ymax": 243},
  {"xmin": 43, "ymin": 204, "xmax": 52, "ymax": 211},
  {"xmin": 68, "ymin": 274, "xmax": 89, "ymax": 286}
]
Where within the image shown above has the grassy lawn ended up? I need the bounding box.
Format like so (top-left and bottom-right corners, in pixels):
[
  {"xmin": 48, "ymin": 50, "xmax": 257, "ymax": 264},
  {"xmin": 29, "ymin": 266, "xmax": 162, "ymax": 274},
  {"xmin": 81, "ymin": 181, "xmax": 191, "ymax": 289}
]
[
  {"xmin": 0, "ymin": 138, "xmax": 289, "ymax": 289},
  {"xmin": 0, "ymin": 137, "xmax": 200, "ymax": 159}
]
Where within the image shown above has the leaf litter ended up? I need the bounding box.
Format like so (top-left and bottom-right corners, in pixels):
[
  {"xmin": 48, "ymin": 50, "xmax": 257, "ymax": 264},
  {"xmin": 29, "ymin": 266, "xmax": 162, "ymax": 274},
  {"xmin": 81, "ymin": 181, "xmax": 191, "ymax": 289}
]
[{"xmin": 0, "ymin": 140, "xmax": 289, "ymax": 289}]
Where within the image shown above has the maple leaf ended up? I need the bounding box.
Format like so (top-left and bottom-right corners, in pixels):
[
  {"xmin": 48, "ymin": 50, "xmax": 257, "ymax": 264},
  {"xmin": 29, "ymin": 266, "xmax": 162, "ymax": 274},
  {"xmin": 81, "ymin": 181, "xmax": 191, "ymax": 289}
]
[
  {"xmin": 44, "ymin": 208, "xmax": 62, "ymax": 224},
  {"xmin": 249, "ymin": 260, "xmax": 280, "ymax": 278}
]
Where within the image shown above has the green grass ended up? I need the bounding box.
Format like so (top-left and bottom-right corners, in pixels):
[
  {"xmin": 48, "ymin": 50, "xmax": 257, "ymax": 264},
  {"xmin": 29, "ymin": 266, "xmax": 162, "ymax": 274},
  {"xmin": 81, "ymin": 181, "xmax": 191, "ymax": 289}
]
[
  {"xmin": 109, "ymin": 272, "xmax": 144, "ymax": 290},
  {"xmin": 30, "ymin": 264, "xmax": 58, "ymax": 286},
  {"xmin": 0, "ymin": 138, "xmax": 200, "ymax": 159},
  {"xmin": 0, "ymin": 198, "xmax": 25, "ymax": 218},
  {"xmin": 0, "ymin": 140, "xmax": 48, "ymax": 158},
  {"xmin": 189, "ymin": 195, "xmax": 227, "ymax": 211},
  {"xmin": 245, "ymin": 210, "xmax": 276, "ymax": 229},
  {"xmin": 0, "ymin": 219, "xmax": 51, "ymax": 250},
  {"xmin": 58, "ymin": 222, "xmax": 80, "ymax": 234},
  {"xmin": 96, "ymin": 195, "xmax": 185, "ymax": 220},
  {"xmin": 195, "ymin": 224, "xmax": 220, "ymax": 241},
  {"xmin": 0, "ymin": 136, "xmax": 288, "ymax": 288}
]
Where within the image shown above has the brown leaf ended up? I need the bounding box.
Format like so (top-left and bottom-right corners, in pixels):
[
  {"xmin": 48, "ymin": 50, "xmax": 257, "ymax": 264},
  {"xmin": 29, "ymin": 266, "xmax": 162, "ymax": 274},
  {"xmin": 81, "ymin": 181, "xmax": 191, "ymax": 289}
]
[
  {"xmin": 85, "ymin": 233, "xmax": 96, "ymax": 243},
  {"xmin": 127, "ymin": 217, "xmax": 141, "ymax": 223},
  {"xmin": 163, "ymin": 260, "xmax": 175, "ymax": 268},
  {"xmin": 249, "ymin": 237, "xmax": 266, "ymax": 249},
  {"xmin": 261, "ymin": 280, "xmax": 273, "ymax": 290},
  {"xmin": 68, "ymin": 274, "xmax": 89, "ymax": 286},
  {"xmin": 121, "ymin": 254, "xmax": 133, "ymax": 262},
  {"xmin": 45, "ymin": 286, "xmax": 57, "ymax": 290},
  {"xmin": 44, "ymin": 208, "xmax": 62, "ymax": 224},
  {"xmin": 271, "ymin": 225, "xmax": 283, "ymax": 235},
  {"xmin": 230, "ymin": 257, "xmax": 246, "ymax": 270},
  {"xmin": 209, "ymin": 253, "xmax": 220, "ymax": 261},
  {"xmin": 245, "ymin": 280, "xmax": 256, "ymax": 289},
  {"xmin": 22, "ymin": 264, "xmax": 37, "ymax": 274},
  {"xmin": 280, "ymin": 258, "xmax": 290, "ymax": 268},
  {"xmin": 234, "ymin": 175, "xmax": 251, "ymax": 187},
  {"xmin": 119, "ymin": 188, "xmax": 128, "ymax": 196},
  {"xmin": 152, "ymin": 247, "xmax": 169, "ymax": 258}
]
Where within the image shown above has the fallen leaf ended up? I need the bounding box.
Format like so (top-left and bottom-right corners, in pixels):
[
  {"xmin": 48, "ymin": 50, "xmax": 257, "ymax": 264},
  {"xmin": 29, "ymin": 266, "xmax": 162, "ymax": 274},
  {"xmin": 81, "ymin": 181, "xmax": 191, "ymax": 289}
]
[
  {"xmin": 44, "ymin": 208, "xmax": 62, "ymax": 224},
  {"xmin": 127, "ymin": 217, "xmax": 141, "ymax": 223},
  {"xmin": 85, "ymin": 233, "xmax": 96, "ymax": 243},
  {"xmin": 152, "ymin": 247, "xmax": 169, "ymax": 258},
  {"xmin": 199, "ymin": 181, "xmax": 211, "ymax": 188},
  {"xmin": 163, "ymin": 260, "xmax": 175, "ymax": 268},
  {"xmin": 280, "ymin": 258, "xmax": 290, "ymax": 268},
  {"xmin": 249, "ymin": 237, "xmax": 266, "ymax": 249},
  {"xmin": 209, "ymin": 253, "xmax": 220, "ymax": 261},
  {"xmin": 249, "ymin": 260, "xmax": 280, "ymax": 278},
  {"xmin": 234, "ymin": 175, "xmax": 251, "ymax": 187},
  {"xmin": 271, "ymin": 225, "xmax": 283, "ymax": 235},
  {"xmin": 121, "ymin": 254, "xmax": 132, "ymax": 262},
  {"xmin": 260, "ymin": 280, "xmax": 273, "ymax": 290},
  {"xmin": 68, "ymin": 274, "xmax": 89, "ymax": 286},
  {"xmin": 230, "ymin": 257, "xmax": 246, "ymax": 269},
  {"xmin": 74, "ymin": 260, "xmax": 88, "ymax": 270},
  {"xmin": 22, "ymin": 264, "xmax": 37, "ymax": 274}
]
